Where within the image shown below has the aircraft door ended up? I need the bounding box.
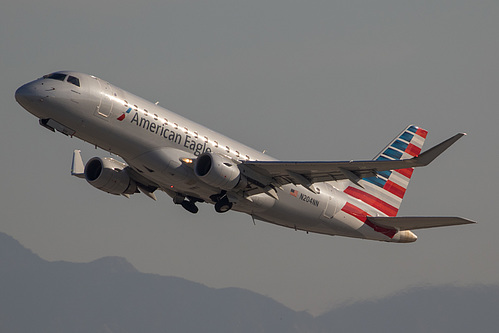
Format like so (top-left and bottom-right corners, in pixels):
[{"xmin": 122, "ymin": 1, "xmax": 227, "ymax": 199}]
[
  {"xmin": 94, "ymin": 79, "xmax": 114, "ymax": 118},
  {"xmin": 323, "ymin": 196, "xmax": 337, "ymax": 218}
]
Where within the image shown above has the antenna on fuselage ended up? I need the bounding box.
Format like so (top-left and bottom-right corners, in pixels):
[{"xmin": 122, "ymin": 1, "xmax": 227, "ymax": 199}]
[{"xmin": 155, "ymin": 101, "xmax": 159, "ymax": 105}]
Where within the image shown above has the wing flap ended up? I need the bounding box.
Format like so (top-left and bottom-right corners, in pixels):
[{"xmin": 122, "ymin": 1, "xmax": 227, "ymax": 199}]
[{"xmin": 367, "ymin": 216, "xmax": 476, "ymax": 230}]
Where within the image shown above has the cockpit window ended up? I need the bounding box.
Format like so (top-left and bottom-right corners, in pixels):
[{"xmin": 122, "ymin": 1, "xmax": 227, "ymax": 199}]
[
  {"xmin": 44, "ymin": 73, "xmax": 67, "ymax": 81},
  {"xmin": 67, "ymin": 76, "xmax": 80, "ymax": 87}
]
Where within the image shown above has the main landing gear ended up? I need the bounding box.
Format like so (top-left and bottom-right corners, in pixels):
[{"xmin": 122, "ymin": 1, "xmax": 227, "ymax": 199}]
[
  {"xmin": 181, "ymin": 200, "xmax": 199, "ymax": 214},
  {"xmin": 210, "ymin": 191, "xmax": 233, "ymax": 213},
  {"xmin": 173, "ymin": 191, "xmax": 233, "ymax": 214},
  {"xmin": 174, "ymin": 195, "xmax": 202, "ymax": 214}
]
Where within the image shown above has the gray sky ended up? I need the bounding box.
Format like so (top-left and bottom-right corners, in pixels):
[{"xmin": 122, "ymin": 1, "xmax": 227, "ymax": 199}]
[{"xmin": 1, "ymin": 0, "xmax": 497, "ymax": 314}]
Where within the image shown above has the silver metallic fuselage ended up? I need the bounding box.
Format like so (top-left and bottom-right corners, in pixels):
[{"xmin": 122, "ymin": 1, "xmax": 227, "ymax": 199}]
[{"xmin": 16, "ymin": 71, "xmax": 423, "ymax": 242}]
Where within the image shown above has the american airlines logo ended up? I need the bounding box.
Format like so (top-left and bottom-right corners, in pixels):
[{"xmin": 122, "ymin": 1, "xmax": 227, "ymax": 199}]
[{"xmin": 117, "ymin": 107, "xmax": 132, "ymax": 121}]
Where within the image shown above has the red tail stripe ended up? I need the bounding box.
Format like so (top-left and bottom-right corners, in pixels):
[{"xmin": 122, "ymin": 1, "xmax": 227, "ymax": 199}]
[
  {"xmin": 341, "ymin": 202, "xmax": 368, "ymax": 222},
  {"xmin": 384, "ymin": 180, "xmax": 406, "ymax": 199},
  {"xmin": 341, "ymin": 202, "xmax": 396, "ymax": 238},
  {"xmin": 344, "ymin": 187, "xmax": 398, "ymax": 217},
  {"xmin": 406, "ymin": 143, "xmax": 422, "ymax": 157},
  {"xmin": 395, "ymin": 168, "xmax": 414, "ymax": 179},
  {"xmin": 416, "ymin": 128, "xmax": 428, "ymax": 138}
]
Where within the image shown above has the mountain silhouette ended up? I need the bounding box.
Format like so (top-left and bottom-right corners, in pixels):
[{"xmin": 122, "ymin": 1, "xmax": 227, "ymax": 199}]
[
  {"xmin": 1, "ymin": 231, "xmax": 498, "ymax": 333},
  {"xmin": 0, "ymin": 232, "xmax": 314, "ymax": 333}
]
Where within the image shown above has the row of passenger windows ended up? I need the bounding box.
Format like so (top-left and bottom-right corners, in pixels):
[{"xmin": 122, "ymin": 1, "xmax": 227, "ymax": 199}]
[
  {"xmin": 124, "ymin": 100, "xmax": 251, "ymax": 160},
  {"xmin": 41, "ymin": 75, "xmax": 251, "ymax": 159},
  {"xmin": 43, "ymin": 73, "xmax": 80, "ymax": 87}
]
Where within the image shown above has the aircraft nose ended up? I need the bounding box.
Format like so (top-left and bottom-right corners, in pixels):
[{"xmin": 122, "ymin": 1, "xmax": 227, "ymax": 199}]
[
  {"xmin": 15, "ymin": 83, "xmax": 37, "ymax": 108},
  {"xmin": 15, "ymin": 82, "xmax": 45, "ymax": 109}
]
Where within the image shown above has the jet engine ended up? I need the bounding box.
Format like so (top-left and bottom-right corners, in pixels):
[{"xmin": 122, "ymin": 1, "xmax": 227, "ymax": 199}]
[
  {"xmin": 194, "ymin": 153, "xmax": 247, "ymax": 190},
  {"xmin": 84, "ymin": 157, "xmax": 138, "ymax": 195}
]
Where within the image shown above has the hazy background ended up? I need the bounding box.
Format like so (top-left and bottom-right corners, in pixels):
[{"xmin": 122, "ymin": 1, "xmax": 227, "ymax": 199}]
[{"xmin": 1, "ymin": 0, "xmax": 497, "ymax": 314}]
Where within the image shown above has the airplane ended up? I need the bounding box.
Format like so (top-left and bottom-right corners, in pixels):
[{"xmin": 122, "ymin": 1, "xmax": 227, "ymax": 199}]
[{"xmin": 15, "ymin": 71, "xmax": 475, "ymax": 243}]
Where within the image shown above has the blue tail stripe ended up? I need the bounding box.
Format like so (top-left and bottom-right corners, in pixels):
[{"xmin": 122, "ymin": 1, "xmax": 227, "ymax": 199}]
[
  {"xmin": 378, "ymin": 170, "xmax": 392, "ymax": 179},
  {"xmin": 399, "ymin": 132, "xmax": 414, "ymax": 142},
  {"xmin": 364, "ymin": 176, "xmax": 386, "ymax": 188},
  {"xmin": 384, "ymin": 148, "xmax": 403, "ymax": 160},
  {"xmin": 407, "ymin": 126, "xmax": 418, "ymax": 134},
  {"xmin": 392, "ymin": 139, "xmax": 408, "ymax": 152},
  {"xmin": 375, "ymin": 156, "xmax": 391, "ymax": 162}
]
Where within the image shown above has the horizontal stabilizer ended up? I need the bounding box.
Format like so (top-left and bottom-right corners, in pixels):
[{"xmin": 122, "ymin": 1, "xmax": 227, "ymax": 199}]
[{"xmin": 367, "ymin": 216, "xmax": 476, "ymax": 230}]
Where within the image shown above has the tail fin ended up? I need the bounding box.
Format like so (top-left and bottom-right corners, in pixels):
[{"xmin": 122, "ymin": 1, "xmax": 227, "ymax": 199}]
[{"xmin": 345, "ymin": 125, "xmax": 428, "ymax": 217}]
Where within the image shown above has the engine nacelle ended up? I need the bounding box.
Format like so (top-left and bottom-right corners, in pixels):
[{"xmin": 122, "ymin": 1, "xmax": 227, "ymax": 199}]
[
  {"xmin": 194, "ymin": 153, "xmax": 246, "ymax": 190},
  {"xmin": 84, "ymin": 157, "xmax": 137, "ymax": 195}
]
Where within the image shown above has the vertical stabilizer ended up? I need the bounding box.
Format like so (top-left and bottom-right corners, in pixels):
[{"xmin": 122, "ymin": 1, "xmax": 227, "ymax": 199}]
[{"xmin": 343, "ymin": 125, "xmax": 427, "ymax": 217}]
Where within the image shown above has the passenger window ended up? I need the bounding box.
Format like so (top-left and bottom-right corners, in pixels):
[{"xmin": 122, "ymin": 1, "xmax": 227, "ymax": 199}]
[
  {"xmin": 67, "ymin": 76, "xmax": 80, "ymax": 87},
  {"xmin": 153, "ymin": 114, "xmax": 158, "ymax": 120},
  {"xmin": 194, "ymin": 131, "xmax": 198, "ymax": 138},
  {"xmin": 226, "ymin": 146, "xmax": 230, "ymax": 153},
  {"xmin": 214, "ymin": 141, "xmax": 219, "ymax": 148}
]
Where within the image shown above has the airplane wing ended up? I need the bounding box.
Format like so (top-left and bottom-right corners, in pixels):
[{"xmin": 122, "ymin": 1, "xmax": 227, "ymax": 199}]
[
  {"xmin": 241, "ymin": 133, "xmax": 465, "ymax": 191},
  {"xmin": 366, "ymin": 216, "xmax": 476, "ymax": 230}
]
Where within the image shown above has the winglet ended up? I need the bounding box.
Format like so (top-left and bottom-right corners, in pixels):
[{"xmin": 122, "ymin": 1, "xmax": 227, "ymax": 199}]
[
  {"xmin": 71, "ymin": 150, "xmax": 85, "ymax": 178},
  {"xmin": 414, "ymin": 133, "xmax": 466, "ymax": 166}
]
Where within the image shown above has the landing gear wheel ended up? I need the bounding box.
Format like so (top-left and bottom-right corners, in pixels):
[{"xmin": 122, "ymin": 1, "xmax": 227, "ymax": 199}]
[
  {"xmin": 215, "ymin": 199, "xmax": 233, "ymax": 213},
  {"xmin": 181, "ymin": 200, "xmax": 199, "ymax": 214}
]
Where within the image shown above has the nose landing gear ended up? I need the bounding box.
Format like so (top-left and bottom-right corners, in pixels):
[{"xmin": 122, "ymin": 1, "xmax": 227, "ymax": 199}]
[{"xmin": 215, "ymin": 198, "xmax": 233, "ymax": 213}]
